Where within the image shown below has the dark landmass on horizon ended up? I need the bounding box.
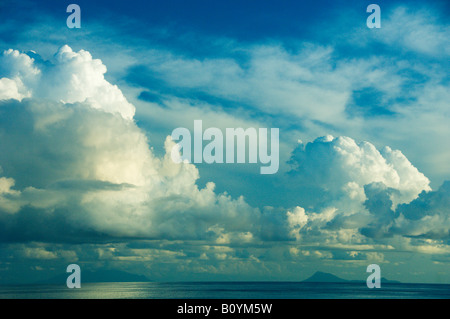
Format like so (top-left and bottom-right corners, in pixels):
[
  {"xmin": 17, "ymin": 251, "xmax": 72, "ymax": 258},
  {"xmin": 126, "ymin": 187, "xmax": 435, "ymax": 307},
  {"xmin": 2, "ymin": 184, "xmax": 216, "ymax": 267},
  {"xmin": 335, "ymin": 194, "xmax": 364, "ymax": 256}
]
[
  {"xmin": 302, "ymin": 271, "xmax": 401, "ymax": 284},
  {"xmin": 29, "ymin": 270, "xmax": 402, "ymax": 285}
]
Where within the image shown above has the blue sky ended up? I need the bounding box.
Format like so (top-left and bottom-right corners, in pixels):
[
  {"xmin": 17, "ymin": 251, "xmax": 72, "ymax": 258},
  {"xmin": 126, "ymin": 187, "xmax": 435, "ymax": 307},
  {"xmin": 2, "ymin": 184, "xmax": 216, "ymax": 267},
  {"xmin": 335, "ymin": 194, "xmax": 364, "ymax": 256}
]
[{"xmin": 0, "ymin": 0, "xmax": 449, "ymax": 284}]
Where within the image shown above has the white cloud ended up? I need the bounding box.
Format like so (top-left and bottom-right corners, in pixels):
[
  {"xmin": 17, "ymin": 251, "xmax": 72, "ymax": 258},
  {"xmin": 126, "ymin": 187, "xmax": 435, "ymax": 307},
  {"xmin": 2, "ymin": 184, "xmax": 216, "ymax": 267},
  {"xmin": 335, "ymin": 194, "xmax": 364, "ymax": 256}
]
[
  {"xmin": 137, "ymin": 45, "xmax": 351, "ymax": 124},
  {"xmin": 284, "ymin": 135, "xmax": 449, "ymax": 252},
  {"xmin": 376, "ymin": 7, "xmax": 450, "ymax": 57},
  {"xmin": 286, "ymin": 206, "xmax": 308, "ymax": 240},
  {"xmin": 289, "ymin": 135, "xmax": 430, "ymax": 207},
  {"xmin": 0, "ymin": 77, "xmax": 28, "ymax": 101},
  {"xmin": 0, "ymin": 49, "xmax": 40, "ymax": 100},
  {"xmin": 0, "ymin": 46, "xmax": 135, "ymax": 120},
  {"xmin": 0, "ymin": 46, "xmax": 258, "ymax": 243}
]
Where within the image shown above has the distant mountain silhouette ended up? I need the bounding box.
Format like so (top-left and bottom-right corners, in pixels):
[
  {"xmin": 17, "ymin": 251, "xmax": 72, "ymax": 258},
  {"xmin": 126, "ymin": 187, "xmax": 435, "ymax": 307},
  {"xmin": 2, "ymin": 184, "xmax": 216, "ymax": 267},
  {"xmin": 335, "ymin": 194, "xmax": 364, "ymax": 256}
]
[
  {"xmin": 303, "ymin": 271, "xmax": 351, "ymax": 283},
  {"xmin": 37, "ymin": 269, "xmax": 151, "ymax": 285},
  {"xmin": 302, "ymin": 271, "xmax": 401, "ymax": 284}
]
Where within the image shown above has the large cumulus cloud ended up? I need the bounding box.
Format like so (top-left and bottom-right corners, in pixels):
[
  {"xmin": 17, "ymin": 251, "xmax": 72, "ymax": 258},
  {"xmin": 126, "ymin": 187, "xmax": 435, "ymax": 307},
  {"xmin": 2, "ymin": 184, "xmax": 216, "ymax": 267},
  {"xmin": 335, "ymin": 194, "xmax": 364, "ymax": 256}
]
[
  {"xmin": 288, "ymin": 135, "xmax": 430, "ymax": 207},
  {"xmin": 0, "ymin": 46, "xmax": 258, "ymax": 244},
  {"xmin": 285, "ymin": 136, "xmax": 449, "ymax": 255}
]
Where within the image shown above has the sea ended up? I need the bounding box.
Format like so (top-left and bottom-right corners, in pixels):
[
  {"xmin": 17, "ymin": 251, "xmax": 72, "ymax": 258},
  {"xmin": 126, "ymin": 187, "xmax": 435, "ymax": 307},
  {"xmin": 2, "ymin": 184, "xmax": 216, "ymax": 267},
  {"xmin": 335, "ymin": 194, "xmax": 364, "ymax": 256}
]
[{"xmin": 0, "ymin": 282, "xmax": 449, "ymax": 299}]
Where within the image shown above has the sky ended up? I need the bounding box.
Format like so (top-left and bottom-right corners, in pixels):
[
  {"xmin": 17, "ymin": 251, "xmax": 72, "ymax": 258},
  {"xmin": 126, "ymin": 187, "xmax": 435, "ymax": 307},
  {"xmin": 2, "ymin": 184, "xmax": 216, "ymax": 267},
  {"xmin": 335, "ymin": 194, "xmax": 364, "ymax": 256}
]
[{"xmin": 0, "ymin": 0, "xmax": 449, "ymax": 284}]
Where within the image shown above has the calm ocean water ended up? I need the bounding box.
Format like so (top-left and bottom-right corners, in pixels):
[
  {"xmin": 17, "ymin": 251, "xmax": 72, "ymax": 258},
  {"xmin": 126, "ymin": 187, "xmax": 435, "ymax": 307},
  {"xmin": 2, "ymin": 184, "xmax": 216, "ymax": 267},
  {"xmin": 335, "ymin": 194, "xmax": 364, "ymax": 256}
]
[{"xmin": 0, "ymin": 282, "xmax": 449, "ymax": 299}]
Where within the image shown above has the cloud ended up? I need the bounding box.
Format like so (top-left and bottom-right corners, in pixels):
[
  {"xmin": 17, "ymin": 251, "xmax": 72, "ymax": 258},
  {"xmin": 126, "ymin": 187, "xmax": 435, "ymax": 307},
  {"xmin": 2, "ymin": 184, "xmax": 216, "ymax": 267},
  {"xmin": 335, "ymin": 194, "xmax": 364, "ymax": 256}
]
[
  {"xmin": 0, "ymin": 46, "xmax": 259, "ymax": 244},
  {"xmin": 393, "ymin": 181, "xmax": 450, "ymax": 239},
  {"xmin": 0, "ymin": 49, "xmax": 39, "ymax": 100},
  {"xmin": 286, "ymin": 206, "xmax": 308, "ymax": 241},
  {"xmin": 284, "ymin": 135, "xmax": 449, "ymax": 250},
  {"xmin": 0, "ymin": 46, "xmax": 135, "ymax": 119},
  {"xmin": 0, "ymin": 45, "xmax": 443, "ymax": 250},
  {"xmin": 288, "ymin": 135, "xmax": 430, "ymax": 208},
  {"xmin": 358, "ymin": 181, "xmax": 450, "ymax": 241},
  {"xmin": 127, "ymin": 45, "xmax": 351, "ymax": 124},
  {"xmin": 374, "ymin": 7, "xmax": 450, "ymax": 57}
]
